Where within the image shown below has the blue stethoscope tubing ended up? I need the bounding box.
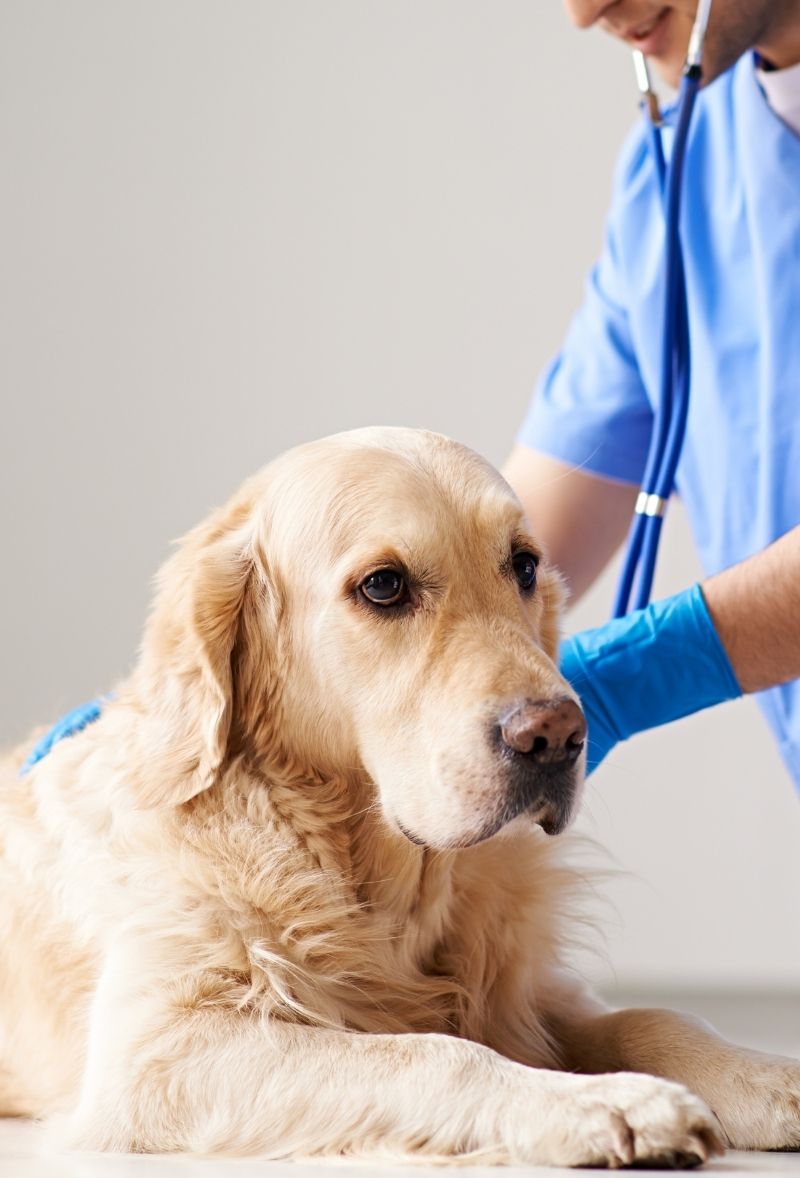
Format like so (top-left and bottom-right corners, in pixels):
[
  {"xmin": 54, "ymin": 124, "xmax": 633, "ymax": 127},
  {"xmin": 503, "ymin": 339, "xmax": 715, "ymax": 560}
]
[{"xmin": 611, "ymin": 2, "xmax": 712, "ymax": 619}]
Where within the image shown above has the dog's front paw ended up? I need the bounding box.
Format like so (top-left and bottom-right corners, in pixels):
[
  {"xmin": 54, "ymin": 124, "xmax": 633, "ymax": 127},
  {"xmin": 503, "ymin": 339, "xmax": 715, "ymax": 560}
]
[
  {"xmin": 542, "ymin": 1072, "xmax": 725, "ymax": 1169},
  {"xmin": 712, "ymin": 1052, "xmax": 800, "ymax": 1151}
]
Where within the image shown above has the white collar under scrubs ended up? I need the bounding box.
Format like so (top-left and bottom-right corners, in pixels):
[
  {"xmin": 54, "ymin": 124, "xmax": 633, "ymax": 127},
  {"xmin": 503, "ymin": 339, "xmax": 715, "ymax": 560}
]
[
  {"xmin": 757, "ymin": 57, "xmax": 800, "ymax": 136},
  {"xmin": 518, "ymin": 53, "xmax": 800, "ymax": 789}
]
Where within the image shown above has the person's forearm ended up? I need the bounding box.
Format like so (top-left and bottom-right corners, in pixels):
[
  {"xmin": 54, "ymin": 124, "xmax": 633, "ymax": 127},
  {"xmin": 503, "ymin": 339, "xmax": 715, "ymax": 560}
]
[
  {"xmin": 702, "ymin": 525, "xmax": 800, "ymax": 694},
  {"xmin": 559, "ymin": 526, "xmax": 800, "ymax": 775}
]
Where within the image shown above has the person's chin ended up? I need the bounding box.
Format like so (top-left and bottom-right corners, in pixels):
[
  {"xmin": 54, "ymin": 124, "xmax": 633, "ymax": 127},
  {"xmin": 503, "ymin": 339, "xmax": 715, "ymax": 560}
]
[
  {"xmin": 627, "ymin": 7, "xmax": 693, "ymax": 91},
  {"xmin": 648, "ymin": 19, "xmax": 746, "ymax": 92}
]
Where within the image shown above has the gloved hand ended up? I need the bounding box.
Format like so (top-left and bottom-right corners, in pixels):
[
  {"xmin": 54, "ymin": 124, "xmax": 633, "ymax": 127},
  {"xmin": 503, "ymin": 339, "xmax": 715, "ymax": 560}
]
[
  {"xmin": 559, "ymin": 583, "xmax": 742, "ymax": 774},
  {"xmin": 19, "ymin": 697, "xmax": 108, "ymax": 776}
]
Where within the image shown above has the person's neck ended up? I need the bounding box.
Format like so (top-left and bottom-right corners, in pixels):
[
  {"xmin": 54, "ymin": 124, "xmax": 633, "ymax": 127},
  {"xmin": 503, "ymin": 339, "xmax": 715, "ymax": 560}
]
[{"xmin": 756, "ymin": 5, "xmax": 800, "ymax": 70}]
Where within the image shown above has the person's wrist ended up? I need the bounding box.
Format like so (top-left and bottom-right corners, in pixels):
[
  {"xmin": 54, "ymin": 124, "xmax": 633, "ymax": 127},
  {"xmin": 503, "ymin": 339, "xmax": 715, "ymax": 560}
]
[{"xmin": 559, "ymin": 582, "xmax": 742, "ymax": 774}]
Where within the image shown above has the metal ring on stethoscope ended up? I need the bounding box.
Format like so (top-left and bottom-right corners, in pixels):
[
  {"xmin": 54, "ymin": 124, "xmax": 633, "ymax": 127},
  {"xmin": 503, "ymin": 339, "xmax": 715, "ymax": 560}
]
[{"xmin": 634, "ymin": 492, "xmax": 668, "ymax": 519}]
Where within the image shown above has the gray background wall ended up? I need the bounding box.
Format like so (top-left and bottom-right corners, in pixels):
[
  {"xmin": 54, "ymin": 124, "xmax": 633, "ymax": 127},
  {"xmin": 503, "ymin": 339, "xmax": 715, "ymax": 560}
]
[{"xmin": 2, "ymin": 1, "xmax": 798, "ymax": 991}]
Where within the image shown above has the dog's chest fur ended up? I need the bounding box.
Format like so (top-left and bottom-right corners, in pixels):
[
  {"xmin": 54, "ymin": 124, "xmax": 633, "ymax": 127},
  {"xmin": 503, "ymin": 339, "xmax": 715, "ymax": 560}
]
[
  {"xmin": 169, "ymin": 770, "xmax": 570, "ymax": 1063},
  {"xmin": 0, "ymin": 750, "xmax": 569, "ymax": 1116}
]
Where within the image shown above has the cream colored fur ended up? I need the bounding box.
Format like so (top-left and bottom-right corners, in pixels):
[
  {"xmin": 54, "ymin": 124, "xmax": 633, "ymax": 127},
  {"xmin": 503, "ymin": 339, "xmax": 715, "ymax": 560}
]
[{"xmin": 0, "ymin": 428, "xmax": 797, "ymax": 1166}]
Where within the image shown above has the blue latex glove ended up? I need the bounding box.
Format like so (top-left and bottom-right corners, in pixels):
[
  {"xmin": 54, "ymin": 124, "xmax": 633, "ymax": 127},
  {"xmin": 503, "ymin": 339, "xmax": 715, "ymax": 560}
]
[{"xmin": 560, "ymin": 583, "xmax": 742, "ymax": 774}]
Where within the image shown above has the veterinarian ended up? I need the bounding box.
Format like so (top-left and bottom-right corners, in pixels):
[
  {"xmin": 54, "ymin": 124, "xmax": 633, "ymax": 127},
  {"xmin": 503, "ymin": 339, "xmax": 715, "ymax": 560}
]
[{"xmin": 503, "ymin": 0, "xmax": 800, "ymax": 785}]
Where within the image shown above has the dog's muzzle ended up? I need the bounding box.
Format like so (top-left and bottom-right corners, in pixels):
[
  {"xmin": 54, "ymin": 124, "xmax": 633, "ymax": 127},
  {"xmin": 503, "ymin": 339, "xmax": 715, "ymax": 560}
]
[{"xmin": 493, "ymin": 696, "xmax": 586, "ymax": 836}]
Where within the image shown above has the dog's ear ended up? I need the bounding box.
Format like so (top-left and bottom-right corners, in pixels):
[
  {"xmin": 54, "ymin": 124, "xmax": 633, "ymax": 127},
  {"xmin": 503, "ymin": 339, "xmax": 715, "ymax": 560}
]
[{"xmin": 129, "ymin": 498, "xmax": 263, "ymax": 808}]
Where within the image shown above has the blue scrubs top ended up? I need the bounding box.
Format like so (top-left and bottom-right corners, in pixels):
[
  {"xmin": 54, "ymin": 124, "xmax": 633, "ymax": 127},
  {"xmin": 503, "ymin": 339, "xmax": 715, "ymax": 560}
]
[{"xmin": 518, "ymin": 54, "xmax": 800, "ymax": 789}]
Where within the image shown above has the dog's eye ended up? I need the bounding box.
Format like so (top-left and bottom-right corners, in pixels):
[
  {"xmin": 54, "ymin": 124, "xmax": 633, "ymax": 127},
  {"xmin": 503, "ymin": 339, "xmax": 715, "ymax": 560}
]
[
  {"xmin": 360, "ymin": 569, "xmax": 408, "ymax": 606},
  {"xmin": 511, "ymin": 551, "xmax": 538, "ymax": 593}
]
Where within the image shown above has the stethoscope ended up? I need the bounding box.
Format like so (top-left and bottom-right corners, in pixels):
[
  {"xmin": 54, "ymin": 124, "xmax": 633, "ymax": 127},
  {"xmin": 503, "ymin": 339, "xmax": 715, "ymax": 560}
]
[{"xmin": 612, "ymin": 0, "xmax": 713, "ymax": 618}]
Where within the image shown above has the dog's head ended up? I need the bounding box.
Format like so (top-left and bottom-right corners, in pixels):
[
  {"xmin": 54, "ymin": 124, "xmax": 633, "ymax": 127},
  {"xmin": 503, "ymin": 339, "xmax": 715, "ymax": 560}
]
[{"xmin": 132, "ymin": 428, "xmax": 586, "ymax": 846}]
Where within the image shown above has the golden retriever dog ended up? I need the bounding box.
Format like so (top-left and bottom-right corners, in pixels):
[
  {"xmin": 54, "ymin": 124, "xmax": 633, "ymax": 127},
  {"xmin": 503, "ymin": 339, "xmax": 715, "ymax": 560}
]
[{"xmin": 1, "ymin": 427, "xmax": 798, "ymax": 1167}]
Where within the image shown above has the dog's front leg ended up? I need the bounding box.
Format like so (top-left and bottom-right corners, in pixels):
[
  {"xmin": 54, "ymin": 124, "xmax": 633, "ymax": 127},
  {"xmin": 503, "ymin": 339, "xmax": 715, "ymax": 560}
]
[
  {"xmin": 547, "ymin": 998, "xmax": 800, "ymax": 1151},
  {"xmin": 60, "ymin": 999, "xmax": 722, "ymax": 1165}
]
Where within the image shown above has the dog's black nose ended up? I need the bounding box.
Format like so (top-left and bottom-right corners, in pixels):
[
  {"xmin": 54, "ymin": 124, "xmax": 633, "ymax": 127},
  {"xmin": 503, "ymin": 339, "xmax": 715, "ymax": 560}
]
[{"xmin": 498, "ymin": 697, "xmax": 586, "ymax": 766}]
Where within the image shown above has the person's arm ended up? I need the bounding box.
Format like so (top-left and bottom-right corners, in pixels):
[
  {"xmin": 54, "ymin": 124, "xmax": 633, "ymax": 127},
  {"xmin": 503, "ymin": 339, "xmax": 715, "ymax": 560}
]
[
  {"xmin": 703, "ymin": 525, "xmax": 800, "ymax": 693},
  {"xmin": 502, "ymin": 446, "xmax": 637, "ymax": 603},
  {"xmin": 559, "ymin": 527, "xmax": 800, "ymax": 773}
]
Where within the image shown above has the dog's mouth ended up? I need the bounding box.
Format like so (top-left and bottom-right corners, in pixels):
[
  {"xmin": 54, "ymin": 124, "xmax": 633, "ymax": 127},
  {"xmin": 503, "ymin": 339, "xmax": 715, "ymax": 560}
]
[
  {"xmin": 395, "ymin": 818, "xmax": 428, "ymax": 847},
  {"xmin": 394, "ymin": 787, "xmax": 575, "ymax": 850},
  {"xmin": 526, "ymin": 798, "xmax": 572, "ymax": 837}
]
